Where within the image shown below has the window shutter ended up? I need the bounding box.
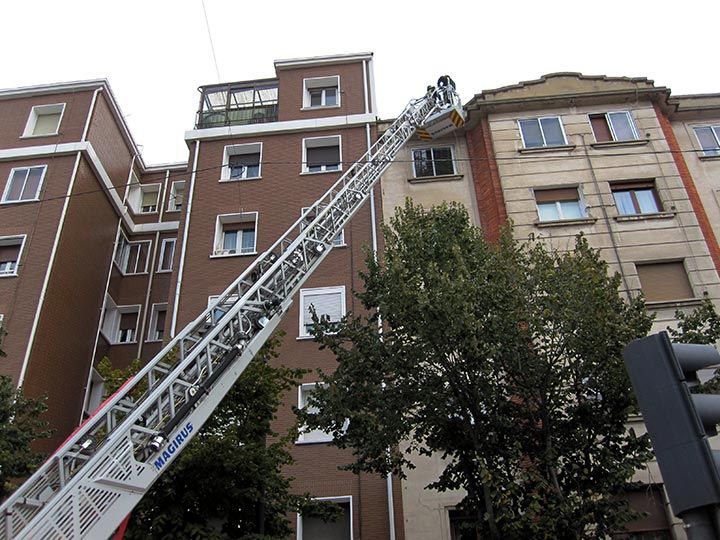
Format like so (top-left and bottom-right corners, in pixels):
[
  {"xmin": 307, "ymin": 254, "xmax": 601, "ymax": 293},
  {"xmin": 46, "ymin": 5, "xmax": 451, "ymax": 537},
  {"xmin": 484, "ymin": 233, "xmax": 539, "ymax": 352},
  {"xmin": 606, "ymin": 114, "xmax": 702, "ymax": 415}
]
[
  {"xmin": 229, "ymin": 153, "xmax": 260, "ymax": 167},
  {"xmin": 141, "ymin": 190, "xmax": 157, "ymax": 207},
  {"xmin": 307, "ymin": 146, "xmax": 340, "ymax": 167},
  {"xmin": 155, "ymin": 309, "xmax": 166, "ymax": 330},
  {"xmin": 0, "ymin": 244, "xmax": 21, "ymax": 262},
  {"xmin": 636, "ymin": 262, "xmax": 694, "ymax": 302},
  {"xmin": 534, "ymin": 188, "xmax": 579, "ymax": 203},
  {"xmin": 589, "ymin": 114, "xmax": 612, "ymax": 142},
  {"xmin": 119, "ymin": 312, "xmax": 137, "ymax": 330},
  {"xmin": 33, "ymin": 113, "xmax": 61, "ymax": 135},
  {"xmin": 611, "ymin": 180, "xmax": 655, "ymax": 191},
  {"xmin": 304, "ymin": 291, "xmax": 342, "ymax": 324}
]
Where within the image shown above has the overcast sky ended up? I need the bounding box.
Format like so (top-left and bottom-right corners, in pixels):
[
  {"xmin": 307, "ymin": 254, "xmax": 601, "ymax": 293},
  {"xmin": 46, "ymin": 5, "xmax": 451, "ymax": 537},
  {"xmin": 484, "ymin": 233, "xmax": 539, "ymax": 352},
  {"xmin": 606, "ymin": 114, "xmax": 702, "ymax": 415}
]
[{"xmin": 1, "ymin": 0, "xmax": 717, "ymax": 165}]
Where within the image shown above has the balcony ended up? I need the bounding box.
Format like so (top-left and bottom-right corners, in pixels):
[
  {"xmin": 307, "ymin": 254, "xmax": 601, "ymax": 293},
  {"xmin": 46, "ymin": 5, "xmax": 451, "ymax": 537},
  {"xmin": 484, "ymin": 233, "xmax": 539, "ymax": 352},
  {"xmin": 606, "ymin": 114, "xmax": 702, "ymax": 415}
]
[{"xmin": 195, "ymin": 79, "xmax": 278, "ymax": 129}]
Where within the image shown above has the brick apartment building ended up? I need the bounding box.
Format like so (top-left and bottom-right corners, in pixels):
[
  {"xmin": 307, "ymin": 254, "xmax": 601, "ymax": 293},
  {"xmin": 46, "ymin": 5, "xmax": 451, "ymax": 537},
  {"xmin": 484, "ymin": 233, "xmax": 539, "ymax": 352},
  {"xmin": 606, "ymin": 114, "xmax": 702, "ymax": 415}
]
[{"xmin": 3, "ymin": 57, "xmax": 720, "ymax": 539}]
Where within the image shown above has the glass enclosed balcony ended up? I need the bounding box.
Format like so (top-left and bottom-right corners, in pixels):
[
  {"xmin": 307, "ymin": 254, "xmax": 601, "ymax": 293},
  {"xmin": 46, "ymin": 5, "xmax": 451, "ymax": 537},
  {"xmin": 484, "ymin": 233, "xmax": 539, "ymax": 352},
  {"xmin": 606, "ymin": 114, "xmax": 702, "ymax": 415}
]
[{"xmin": 195, "ymin": 79, "xmax": 279, "ymax": 129}]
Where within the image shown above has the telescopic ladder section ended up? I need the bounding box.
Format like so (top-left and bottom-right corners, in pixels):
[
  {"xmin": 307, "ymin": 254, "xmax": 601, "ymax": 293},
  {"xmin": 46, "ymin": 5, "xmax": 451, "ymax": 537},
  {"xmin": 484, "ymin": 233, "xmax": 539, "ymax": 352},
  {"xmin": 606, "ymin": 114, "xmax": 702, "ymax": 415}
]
[{"xmin": 0, "ymin": 79, "xmax": 464, "ymax": 540}]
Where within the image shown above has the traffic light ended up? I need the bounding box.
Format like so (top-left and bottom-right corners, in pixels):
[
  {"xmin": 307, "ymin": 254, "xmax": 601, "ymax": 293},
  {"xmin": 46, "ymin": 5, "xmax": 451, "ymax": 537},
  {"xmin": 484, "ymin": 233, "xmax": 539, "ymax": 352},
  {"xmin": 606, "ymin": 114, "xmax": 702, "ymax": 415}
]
[{"xmin": 623, "ymin": 331, "xmax": 720, "ymax": 527}]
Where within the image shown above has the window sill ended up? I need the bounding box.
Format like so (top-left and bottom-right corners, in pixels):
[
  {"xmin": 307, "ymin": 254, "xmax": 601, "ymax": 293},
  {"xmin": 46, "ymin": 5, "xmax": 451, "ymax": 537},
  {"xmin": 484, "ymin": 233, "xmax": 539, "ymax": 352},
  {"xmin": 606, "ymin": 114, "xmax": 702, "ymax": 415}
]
[
  {"xmin": 120, "ymin": 271, "xmax": 149, "ymax": 277},
  {"xmin": 145, "ymin": 338, "xmax": 163, "ymax": 343},
  {"xmin": 165, "ymin": 208, "xmax": 181, "ymax": 213},
  {"xmin": 110, "ymin": 341, "xmax": 138, "ymax": 346},
  {"xmin": 1, "ymin": 198, "xmax": 40, "ymax": 205},
  {"xmin": 0, "ymin": 273, "xmax": 18, "ymax": 278},
  {"xmin": 590, "ymin": 139, "xmax": 648, "ymax": 149},
  {"xmin": 301, "ymin": 105, "xmax": 341, "ymax": 111},
  {"xmin": 134, "ymin": 210, "xmax": 159, "ymax": 216},
  {"xmin": 219, "ymin": 176, "xmax": 262, "ymax": 183},
  {"xmin": 645, "ymin": 298, "xmax": 703, "ymax": 310},
  {"xmin": 295, "ymin": 437, "xmax": 333, "ymax": 445},
  {"xmin": 614, "ymin": 211, "xmax": 676, "ymax": 222},
  {"xmin": 210, "ymin": 251, "xmax": 257, "ymax": 259},
  {"xmin": 20, "ymin": 132, "xmax": 59, "ymax": 139},
  {"xmin": 698, "ymin": 154, "xmax": 720, "ymax": 161},
  {"xmin": 519, "ymin": 144, "xmax": 576, "ymax": 154},
  {"xmin": 296, "ymin": 335, "xmax": 317, "ymax": 341},
  {"xmin": 408, "ymin": 174, "xmax": 463, "ymax": 184},
  {"xmin": 156, "ymin": 269, "xmax": 173, "ymax": 274},
  {"xmin": 300, "ymin": 169, "xmax": 342, "ymax": 176},
  {"xmin": 534, "ymin": 217, "xmax": 597, "ymax": 228}
]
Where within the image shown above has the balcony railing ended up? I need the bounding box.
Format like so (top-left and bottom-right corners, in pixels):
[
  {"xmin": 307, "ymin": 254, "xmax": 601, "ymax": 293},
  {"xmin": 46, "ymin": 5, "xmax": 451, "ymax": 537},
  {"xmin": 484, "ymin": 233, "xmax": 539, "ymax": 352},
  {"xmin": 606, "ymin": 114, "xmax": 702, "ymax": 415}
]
[{"xmin": 195, "ymin": 79, "xmax": 279, "ymax": 129}]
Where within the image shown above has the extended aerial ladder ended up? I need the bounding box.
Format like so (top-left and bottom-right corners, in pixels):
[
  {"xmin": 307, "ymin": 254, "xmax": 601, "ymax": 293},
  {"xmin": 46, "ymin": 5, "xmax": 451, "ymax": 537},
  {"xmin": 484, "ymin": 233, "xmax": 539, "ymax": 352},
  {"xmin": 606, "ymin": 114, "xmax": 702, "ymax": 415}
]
[{"xmin": 0, "ymin": 77, "xmax": 465, "ymax": 540}]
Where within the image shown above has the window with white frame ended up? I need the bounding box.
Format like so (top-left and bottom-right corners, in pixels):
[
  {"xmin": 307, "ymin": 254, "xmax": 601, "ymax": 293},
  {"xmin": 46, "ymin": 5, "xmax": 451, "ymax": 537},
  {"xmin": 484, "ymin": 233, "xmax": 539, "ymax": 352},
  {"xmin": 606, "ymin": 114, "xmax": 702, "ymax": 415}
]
[
  {"xmin": 534, "ymin": 187, "xmax": 585, "ymax": 222},
  {"xmin": 213, "ymin": 212, "xmax": 258, "ymax": 256},
  {"xmin": 299, "ymin": 286, "xmax": 345, "ymax": 337},
  {"xmin": 23, "ymin": 103, "xmax": 65, "ymax": 137},
  {"xmin": 303, "ymin": 76, "xmax": 340, "ymax": 109},
  {"xmin": 0, "ymin": 236, "xmax": 25, "ymax": 276},
  {"xmin": 148, "ymin": 303, "xmax": 167, "ymax": 342},
  {"xmin": 167, "ymin": 181, "xmax": 185, "ymax": 212},
  {"xmin": 298, "ymin": 496, "xmax": 352, "ymax": 540},
  {"xmin": 127, "ymin": 182, "xmax": 161, "ymax": 214},
  {"xmin": 2, "ymin": 166, "xmax": 46, "ymax": 203},
  {"xmin": 693, "ymin": 126, "xmax": 720, "ymax": 157},
  {"xmin": 298, "ymin": 384, "xmax": 332, "ymax": 444},
  {"xmin": 301, "ymin": 207, "xmax": 345, "ymax": 247},
  {"xmin": 222, "ymin": 143, "xmax": 262, "ymax": 181},
  {"xmin": 412, "ymin": 147, "xmax": 455, "ymax": 178},
  {"xmin": 518, "ymin": 117, "xmax": 567, "ymax": 148},
  {"xmin": 83, "ymin": 368, "xmax": 105, "ymax": 416},
  {"xmin": 157, "ymin": 238, "xmax": 176, "ymax": 272},
  {"xmin": 114, "ymin": 232, "xmax": 151, "ymax": 275},
  {"xmin": 207, "ymin": 294, "xmax": 240, "ymax": 323},
  {"xmin": 100, "ymin": 296, "xmax": 140, "ymax": 344},
  {"xmin": 589, "ymin": 111, "xmax": 638, "ymax": 142},
  {"xmin": 303, "ymin": 136, "xmax": 341, "ymax": 173}
]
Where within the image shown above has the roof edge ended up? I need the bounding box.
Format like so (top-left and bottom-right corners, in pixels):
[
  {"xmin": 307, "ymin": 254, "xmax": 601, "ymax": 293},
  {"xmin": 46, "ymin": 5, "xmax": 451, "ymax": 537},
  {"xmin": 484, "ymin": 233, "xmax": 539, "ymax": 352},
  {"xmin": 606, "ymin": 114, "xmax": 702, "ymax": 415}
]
[{"xmin": 274, "ymin": 52, "xmax": 373, "ymax": 70}]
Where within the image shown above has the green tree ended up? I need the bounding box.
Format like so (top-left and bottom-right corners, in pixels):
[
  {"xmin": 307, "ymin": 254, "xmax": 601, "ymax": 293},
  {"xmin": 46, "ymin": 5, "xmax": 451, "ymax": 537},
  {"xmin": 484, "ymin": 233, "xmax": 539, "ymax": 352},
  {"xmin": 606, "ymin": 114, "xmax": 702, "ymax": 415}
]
[
  {"xmin": 302, "ymin": 201, "xmax": 654, "ymax": 538},
  {"xmin": 99, "ymin": 333, "xmax": 338, "ymax": 539},
  {"xmin": 0, "ymin": 324, "xmax": 51, "ymax": 499}
]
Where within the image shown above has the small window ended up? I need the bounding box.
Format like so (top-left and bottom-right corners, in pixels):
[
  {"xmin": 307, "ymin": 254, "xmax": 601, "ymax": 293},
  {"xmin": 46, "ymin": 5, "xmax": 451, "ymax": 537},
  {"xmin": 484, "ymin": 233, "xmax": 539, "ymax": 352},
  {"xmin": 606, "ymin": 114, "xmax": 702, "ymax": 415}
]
[
  {"xmin": 157, "ymin": 238, "xmax": 176, "ymax": 272},
  {"xmin": 2, "ymin": 166, "xmax": 46, "ymax": 203},
  {"xmin": 693, "ymin": 126, "xmax": 720, "ymax": 157},
  {"xmin": 0, "ymin": 236, "xmax": 25, "ymax": 276},
  {"xmin": 23, "ymin": 103, "xmax": 65, "ymax": 137},
  {"xmin": 298, "ymin": 497, "xmax": 352, "ymax": 540},
  {"xmin": 303, "ymin": 76, "xmax": 340, "ymax": 109},
  {"xmin": 534, "ymin": 187, "xmax": 584, "ymax": 221},
  {"xmin": 412, "ymin": 147, "xmax": 455, "ymax": 177},
  {"xmin": 518, "ymin": 117, "xmax": 567, "ymax": 148},
  {"xmin": 208, "ymin": 294, "xmax": 240, "ymax": 323},
  {"xmin": 636, "ymin": 261, "xmax": 694, "ymax": 302},
  {"xmin": 301, "ymin": 207, "xmax": 345, "ymax": 247},
  {"xmin": 612, "ymin": 181, "xmax": 661, "ymax": 215},
  {"xmin": 222, "ymin": 143, "xmax": 262, "ymax": 181},
  {"xmin": 297, "ymin": 383, "xmax": 334, "ymax": 444},
  {"xmin": 168, "ymin": 181, "xmax": 185, "ymax": 212},
  {"xmin": 100, "ymin": 297, "xmax": 140, "ymax": 344},
  {"xmin": 83, "ymin": 368, "xmax": 105, "ymax": 416},
  {"xmin": 113, "ymin": 232, "xmax": 151, "ymax": 275},
  {"xmin": 127, "ymin": 182, "xmax": 161, "ymax": 215},
  {"xmin": 448, "ymin": 509, "xmax": 475, "ymax": 540},
  {"xmin": 213, "ymin": 212, "xmax": 258, "ymax": 256},
  {"xmin": 299, "ymin": 286, "xmax": 345, "ymax": 337},
  {"xmin": 589, "ymin": 112, "xmax": 638, "ymax": 142},
  {"xmin": 148, "ymin": 303, "xmax": 168, "ymax": 342},
  {"xmin": 303, "ymin": 136, "xmax": 341, "ymax": 173}
]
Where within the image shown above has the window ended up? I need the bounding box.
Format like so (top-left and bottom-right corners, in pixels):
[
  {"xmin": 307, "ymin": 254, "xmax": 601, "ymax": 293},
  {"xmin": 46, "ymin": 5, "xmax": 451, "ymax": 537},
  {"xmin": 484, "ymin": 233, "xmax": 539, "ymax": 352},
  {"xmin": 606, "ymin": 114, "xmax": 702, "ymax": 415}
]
[
  {"xmin": 127, "ymin": 182, "xmax": 161, "ymax": 214},
  {"xmin": 2, "ymin": 166, "xmax": 46, "ymax": 203},
  {"xmin": 303, "ymin": 136, "xmax": 341, "ymax": 173},
  {"xmin": 297, "ymin": 383, "xmax": 334, "ymax": 444},
  {"xmin": 534, "ymin": 187, "xmax": 584, "ymax": 221},
  {"xmin": 301, "ymin": 207, "xmax": 345, "ymax": 247},
  {"xmin": 299, "ymin": 286, "xmax": 345, "ymax": 337},
  {"xmin": 208, "ymin": 294, "xmax": 240, "ymax": 323},
  {"xmin": 23, "ymin": 103, "xmax": 65, "ymax": 137},
  {"xmin": 448, "ymin": 509, "xmax": 475, "ymax": 540},
  {"xmin": 168, "ymin": 181, "xmax": 185, "ymax": 212},
  {"xmin": 114, "ymin": 232, "xmax": 151, "ymax": 275},
  {"xmin": 303, "ymin": 76, "xmax": 340, "ymax": 109},
  {"xmin": 0, "ymin": 236, "xmax": 25, "ymax": 276},
  {"xmin": 298, "ymin": 496, "xmax": 352, "ymax": 540},
  {"xmin": 636, "ymin": 261, "xmax": 694, "ymax": 303},
  {"xmin": 213, "ymin": 212, "xmax": 258, "ymax": 256},
  {"xmin": 148, "ymin": 303, "xmax": 167, "ymax": 342},
  {"xmin": 518, "ymin": 117, "xmax": 567, "ymax": 148},
  {"xmin": 612, "ymin": 486, "xmax": 672, "ymax": 539},
  {"xmin": 693, "ymin": 126, "xmax": 720, "ymax": 157},
  {"xmin": 100, "ymin": 297, "xmax": 140, "ymax": 344},
  {"xmin": 83, "ymin": 368, "xmax": 105, "ymax": 416},
  {"xmin": 612, "ymin": 181, "xmax": 661, "ymax": 215},
  {"xmin": 589, "ymin": 112, "xmax": 638, "ymax": 142},
  {"xmin": 157, "ymin": 238, "xmax": 176, "ymax": 272},
  {"xmin": 222, "ymin": 143, "xmax": 262, "ymax": 181},
  {"xmin": 412, "ymin": 147, "xmax": 455, "ymax": 177}
]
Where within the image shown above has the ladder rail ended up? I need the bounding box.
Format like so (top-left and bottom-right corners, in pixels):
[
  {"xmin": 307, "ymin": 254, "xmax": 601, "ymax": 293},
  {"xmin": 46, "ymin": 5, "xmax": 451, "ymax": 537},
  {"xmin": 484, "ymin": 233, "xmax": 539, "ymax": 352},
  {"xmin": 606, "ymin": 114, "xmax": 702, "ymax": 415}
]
[{"xmin": 0, "ymin": 85, "xmax": 459, "ymax": 540}]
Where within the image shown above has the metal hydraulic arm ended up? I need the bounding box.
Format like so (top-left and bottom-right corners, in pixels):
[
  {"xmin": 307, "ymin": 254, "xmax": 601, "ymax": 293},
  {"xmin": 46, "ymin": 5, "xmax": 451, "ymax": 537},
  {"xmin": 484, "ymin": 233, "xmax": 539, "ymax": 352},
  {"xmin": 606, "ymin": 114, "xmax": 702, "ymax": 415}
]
[{"xmin": 0, "ymin": 78, "xmax": 464, "ymax": 540}]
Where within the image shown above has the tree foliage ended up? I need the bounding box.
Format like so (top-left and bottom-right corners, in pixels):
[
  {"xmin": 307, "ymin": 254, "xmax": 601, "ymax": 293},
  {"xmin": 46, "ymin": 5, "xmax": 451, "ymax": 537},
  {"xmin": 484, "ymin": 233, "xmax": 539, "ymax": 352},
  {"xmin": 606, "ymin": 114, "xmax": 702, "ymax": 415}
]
[
  {"xmin": 302, "ymin": 201, "xmax": 655, "ymax": 538},
  {"xmin": 100, "ymin": 333, "xmax": 337, "ymax": 539}
]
